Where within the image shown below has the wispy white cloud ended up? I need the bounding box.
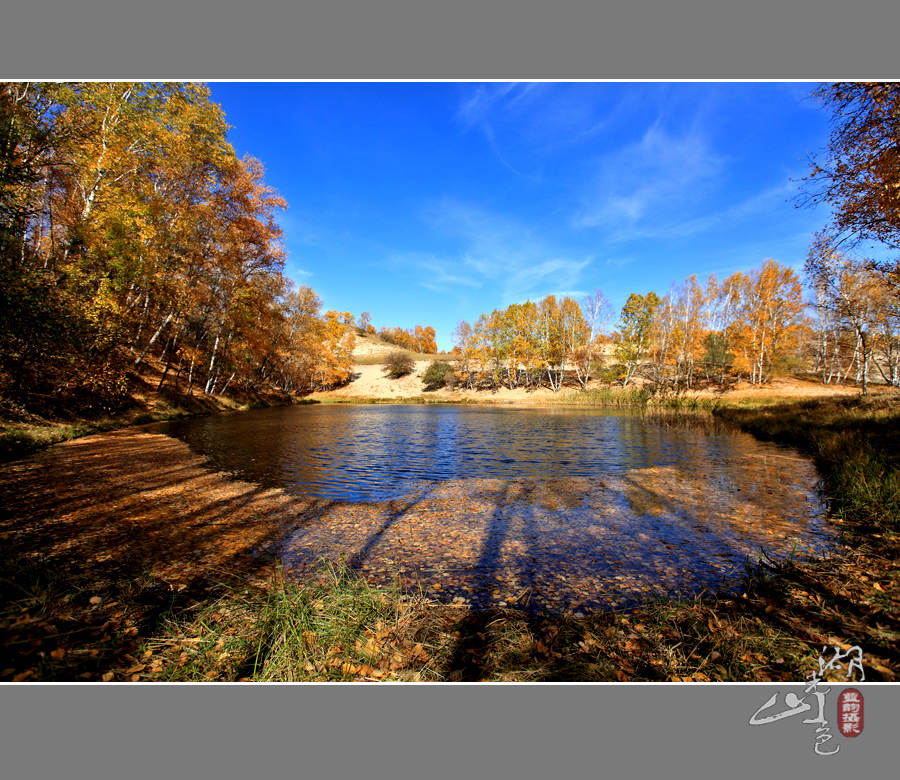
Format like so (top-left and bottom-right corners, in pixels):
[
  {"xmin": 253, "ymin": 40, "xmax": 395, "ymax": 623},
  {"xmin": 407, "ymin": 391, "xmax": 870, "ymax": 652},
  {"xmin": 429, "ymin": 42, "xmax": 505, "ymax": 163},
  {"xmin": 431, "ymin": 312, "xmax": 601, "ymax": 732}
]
[
  {"xmin": 392, "ymin": 251, "xmax": 484, "ymax": 293},
  {"xmin": 481, "ymin": 124, "xmax": 541, "ymax": 181},
  {"xmin": 408, "ymin": 200, "xmax": 592, "ymax": 302},
  {"xmin": 662, "ymin": 179, "xmax": 799, "ymax": 238},
  {"xmin": 456, "ymin": 84, "xmax": 544, "ymax": 180},
  {"xmin": 277, "ymin": 211, "xmax": 336, "ymax": 282},
  {"xmin": 574, "ymin": 121, "xmax": 725, "ymax": 240},
  {"xmin": 278, "ymin": 211, "xmax": 329, "ymax": 248},
  {"xmin": 535, "ymin": 289, "xmax": 589, "ymax": 302},
  {"xmin": 456, "ymin": 83, "xmax": 542, "ymax": 129},
  {"xmin": 457, "ymin": 83, "xmax": 634, "ymax": 147},
  {"xmin": 603, "ymin": 256, "xmax": 634, "ymax": 270},
  {"xmin": 455, "ymin": 83, "xmax": 636, "ymax": 180}
]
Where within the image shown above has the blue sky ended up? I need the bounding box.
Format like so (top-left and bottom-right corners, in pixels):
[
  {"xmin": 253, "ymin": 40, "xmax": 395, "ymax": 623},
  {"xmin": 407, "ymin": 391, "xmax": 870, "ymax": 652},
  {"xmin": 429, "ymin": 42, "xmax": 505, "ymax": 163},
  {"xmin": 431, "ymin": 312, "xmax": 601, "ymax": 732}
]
[{"xmin": 208, "ymin": 82, "xmax": 833, "ymax": 350}]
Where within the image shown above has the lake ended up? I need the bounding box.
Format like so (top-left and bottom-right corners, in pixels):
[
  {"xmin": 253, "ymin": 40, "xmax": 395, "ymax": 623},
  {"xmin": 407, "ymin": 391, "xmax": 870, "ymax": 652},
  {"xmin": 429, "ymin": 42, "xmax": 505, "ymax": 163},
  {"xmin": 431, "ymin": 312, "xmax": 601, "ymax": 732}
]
[{"xmin": 154, "ymin": 404, "xmax": 834, "ymax": 612}]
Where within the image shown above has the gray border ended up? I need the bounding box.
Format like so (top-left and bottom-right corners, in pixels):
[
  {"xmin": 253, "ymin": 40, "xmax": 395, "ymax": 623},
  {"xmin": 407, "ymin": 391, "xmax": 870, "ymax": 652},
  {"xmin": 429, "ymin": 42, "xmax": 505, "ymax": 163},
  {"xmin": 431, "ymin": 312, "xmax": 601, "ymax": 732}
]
[
  {"xmin": 0, "ymin": 683, "xmax": 893, "ymax": 779},
  {"xmin": 2, "ymin": 1, "xmax": 900, "ymax": 78},
  {"xmin": 2, "ymin": 1, "xmax": 899, "ymax": 778}
]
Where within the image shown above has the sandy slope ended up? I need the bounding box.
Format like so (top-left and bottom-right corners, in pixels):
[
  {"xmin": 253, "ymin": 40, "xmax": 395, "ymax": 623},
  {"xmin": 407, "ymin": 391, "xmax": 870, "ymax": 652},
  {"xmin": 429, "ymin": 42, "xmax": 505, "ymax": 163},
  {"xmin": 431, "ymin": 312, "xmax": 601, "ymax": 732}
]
[
  {"xmin": 309, "ymin": 359, "xmax": 869, "ymax": 403},
  {"xmin": 350, "ymin": 332, "xmax": 405, "ymax": 360},
  {"xmin": 306, "ymin": 360, "xmax": 556, "ymax": 402},
  {"xmin": 311, "ymin": 361, "xmax": 439, "ymax": 398}
]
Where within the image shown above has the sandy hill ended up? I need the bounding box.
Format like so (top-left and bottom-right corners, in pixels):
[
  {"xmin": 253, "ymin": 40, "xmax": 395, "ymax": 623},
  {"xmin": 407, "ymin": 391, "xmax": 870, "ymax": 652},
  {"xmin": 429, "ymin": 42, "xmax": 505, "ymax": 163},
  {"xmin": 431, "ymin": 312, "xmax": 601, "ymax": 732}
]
[
  {"xmin": 305, "ymin": 328, "xmax": 456, "ymax": 400},
  {"xmin": 350, "ymin": 329, "xmax": 452, "ymax": 364}
]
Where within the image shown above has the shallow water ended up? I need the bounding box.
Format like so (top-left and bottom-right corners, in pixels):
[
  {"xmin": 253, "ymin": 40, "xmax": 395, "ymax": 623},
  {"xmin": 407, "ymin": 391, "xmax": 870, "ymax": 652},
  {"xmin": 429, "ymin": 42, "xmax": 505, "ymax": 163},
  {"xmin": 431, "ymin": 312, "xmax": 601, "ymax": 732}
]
[{"xmin": 154, "ymin": 404, "xmax": 835, "ymax": 611}]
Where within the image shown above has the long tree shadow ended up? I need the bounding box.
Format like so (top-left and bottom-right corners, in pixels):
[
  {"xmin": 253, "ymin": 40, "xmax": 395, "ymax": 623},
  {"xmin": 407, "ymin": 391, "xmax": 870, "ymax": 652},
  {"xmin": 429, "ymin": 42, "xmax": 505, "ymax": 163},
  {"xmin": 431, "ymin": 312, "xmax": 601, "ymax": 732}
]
[
  {"xmin": 0, "ymin": 429, "xmax": 344, "ymax": 680},
  {"xmin": 345, "ymin": 487, "xmax": 437, "ymax": 572},
  {"xmin": 445, "ymin": 480, "xmax": 523, "ymax": 680},
  {"xmin": 747, "ymin": 559, "xmax": 900, "ymax": 675}
]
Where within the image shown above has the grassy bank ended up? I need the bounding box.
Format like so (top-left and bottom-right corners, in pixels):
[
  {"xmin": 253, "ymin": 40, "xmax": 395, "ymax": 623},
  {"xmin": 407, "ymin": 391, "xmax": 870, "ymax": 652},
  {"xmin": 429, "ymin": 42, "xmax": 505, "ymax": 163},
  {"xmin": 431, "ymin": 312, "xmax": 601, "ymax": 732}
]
[
  {"xmin": 558, "ymin": 386, "xmax": 720, "ymax": 411},
  {"xmin": 0, "ymin": 403, "xmax": 193, "ymax": 462},
  {"xmin": 715, "ymin": 395, "xmax": 900, "ymax": 528},
  {"xmin": 313, "ymin": 386, "xmax": 720, "ymax": 410}
]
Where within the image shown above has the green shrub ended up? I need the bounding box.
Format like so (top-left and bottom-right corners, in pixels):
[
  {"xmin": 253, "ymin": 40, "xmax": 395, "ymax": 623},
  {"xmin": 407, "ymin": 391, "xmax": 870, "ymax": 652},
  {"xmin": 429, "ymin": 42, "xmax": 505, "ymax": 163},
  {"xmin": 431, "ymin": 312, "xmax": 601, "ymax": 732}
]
[
  {"xmin": 595, "ymin": 364, "xmax": 623, "ymax": 385},
  {"xmin": 422, "ymin": 361, "xmax": 454, "ymax": 390},
  {"xmin": 383, "ymin": 352, "xmax": 415, "ymax": 379}
]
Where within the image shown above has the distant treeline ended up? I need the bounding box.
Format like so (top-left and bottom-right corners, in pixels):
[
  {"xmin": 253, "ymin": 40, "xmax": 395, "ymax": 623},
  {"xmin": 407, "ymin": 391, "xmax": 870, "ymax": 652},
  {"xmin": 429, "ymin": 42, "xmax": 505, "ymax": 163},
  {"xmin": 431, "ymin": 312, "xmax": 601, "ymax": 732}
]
[
  {"xmin": 377, "ymin": 325, "xmax": 438, "ymax": 354},
  {"xmin": 328, "ymin": 313, "xmax": 438, "ymax": 354},
  {"xmin": 451, "ymin": 254, "xmax": 900, "ymax": 394},
  {"xmin": 1, "ymin": 82, "xmax": 354, "ymax": 415}
]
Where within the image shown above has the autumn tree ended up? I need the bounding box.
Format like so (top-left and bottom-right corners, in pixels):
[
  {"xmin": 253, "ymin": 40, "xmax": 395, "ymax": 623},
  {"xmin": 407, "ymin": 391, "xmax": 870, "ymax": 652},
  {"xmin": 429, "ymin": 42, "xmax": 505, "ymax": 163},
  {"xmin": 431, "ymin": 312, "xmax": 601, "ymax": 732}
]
[
  {"xmin": 615, "ymin": 292, "xmax": 660, "ymax": 386},
  {"xmin": 701, "ymin": 273, "xmax": 741, "ymax": 384},
  {"xmin": 804, "ymin": 83, "xmax": 900, "ymax": 334},
  {"xmin": 570, "ymin": 290, "xmax": 612, "ymax": 389},
  {"xmin": 533, "ymin": 296, "xmax": 567, "ymax": 391},
  {"xmin": 727, "ymin": 260, "xmax": 805, "ymax": 385},
  {"xmin": 806, "ymin": 83, "xmax": 900, "ymax": 250},
  {"xmin": 378, "ymin": 324, "xmax": 438, "ymax": 353},
  {"xmin": 804, "ymin": 236, "xmax": 897, "ymax": 394},
  {"xmin": 560, "ymin": 296, "xmax": 591, "ymax": 389},
  {"xmin": 871, "ymin": 283, "xmax": 900, "ymax": 387},
  {"xmin": 451, "ymin": 294, "xmax": 609, "ymax": 392},
  {"xmin": 0, "ymin": 83, "xmax": 68, "ymax": 261},
  {"xmin": 452, "ymin": 320, "xmax": 475, "ymax": 388},
  {"xmin": 510, "ymin": 300, "xmax": 540, "ymax": 388}
]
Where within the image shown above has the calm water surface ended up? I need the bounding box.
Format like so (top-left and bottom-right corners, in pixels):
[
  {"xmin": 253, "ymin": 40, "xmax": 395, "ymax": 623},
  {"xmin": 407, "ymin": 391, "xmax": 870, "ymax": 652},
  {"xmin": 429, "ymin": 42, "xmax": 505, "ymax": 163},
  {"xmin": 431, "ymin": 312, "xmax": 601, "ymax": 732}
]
[{"xmin": 154, "ymin": 405, "xmax": 835, "ymax": 611}]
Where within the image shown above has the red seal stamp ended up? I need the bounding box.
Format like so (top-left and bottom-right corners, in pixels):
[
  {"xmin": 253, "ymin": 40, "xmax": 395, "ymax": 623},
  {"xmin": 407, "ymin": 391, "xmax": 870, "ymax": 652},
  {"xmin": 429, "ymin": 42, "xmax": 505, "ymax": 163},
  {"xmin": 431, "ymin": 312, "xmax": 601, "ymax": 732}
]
[{"xmin": 836, "ymin": 688, "xmax": 864, "ymax": 738}]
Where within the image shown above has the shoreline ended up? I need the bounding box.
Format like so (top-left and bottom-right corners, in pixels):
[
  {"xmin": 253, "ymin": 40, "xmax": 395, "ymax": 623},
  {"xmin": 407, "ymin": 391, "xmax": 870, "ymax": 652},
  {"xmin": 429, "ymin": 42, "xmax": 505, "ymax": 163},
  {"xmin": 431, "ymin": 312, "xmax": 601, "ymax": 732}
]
[
  {"xmin": 0, "ymin": 387, "xmax": 301, "ymax": 464},
  {"xmin": 5, "ymin": 363, "xmax": 895, "ymax": 463}
]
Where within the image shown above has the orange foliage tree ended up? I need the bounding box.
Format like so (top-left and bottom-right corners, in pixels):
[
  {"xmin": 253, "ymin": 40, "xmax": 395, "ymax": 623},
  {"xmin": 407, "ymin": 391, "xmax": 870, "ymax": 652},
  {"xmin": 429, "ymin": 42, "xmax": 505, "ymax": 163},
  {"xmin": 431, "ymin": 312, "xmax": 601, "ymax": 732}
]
[
  {"xmin": 378, "ymin": 324, "xmax": 438, "ymax": 353},
  {"xmin": 724, "ymin": 260, "xmax": 805, "ymax": 385}
]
